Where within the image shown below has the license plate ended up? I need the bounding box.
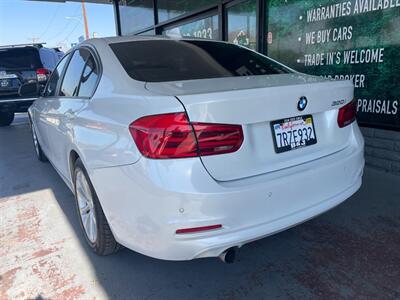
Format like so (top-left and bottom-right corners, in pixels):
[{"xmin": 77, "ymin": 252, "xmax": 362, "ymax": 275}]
[
  {"xmin": 0, "ymin": 79, "xmax": 9, "ymax": 88},
  {"xmin": 271, "ymin": 115, "xmax": 317, "ymax": 153}
]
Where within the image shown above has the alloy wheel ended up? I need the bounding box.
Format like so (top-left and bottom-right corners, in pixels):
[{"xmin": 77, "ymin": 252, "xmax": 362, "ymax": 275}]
[{"xmin": 75, "ymin": 169, "xmax": 98, "ymax": 243}]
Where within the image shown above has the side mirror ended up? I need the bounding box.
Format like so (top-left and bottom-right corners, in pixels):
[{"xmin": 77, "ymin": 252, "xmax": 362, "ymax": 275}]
[{"xmin": 18, "ymin": 82, "xmax": 39, "ymax": 98}]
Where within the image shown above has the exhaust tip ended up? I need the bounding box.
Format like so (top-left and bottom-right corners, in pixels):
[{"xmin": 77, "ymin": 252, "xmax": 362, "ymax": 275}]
[{"xmin": 219, "ymin": 248, "xmax": 236, "ymax": 264}]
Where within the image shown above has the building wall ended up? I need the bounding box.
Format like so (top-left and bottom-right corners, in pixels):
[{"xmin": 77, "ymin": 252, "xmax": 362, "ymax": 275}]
[{"xmin": 361, "ymin": 128, "xmax": 400, "ymax": 175}]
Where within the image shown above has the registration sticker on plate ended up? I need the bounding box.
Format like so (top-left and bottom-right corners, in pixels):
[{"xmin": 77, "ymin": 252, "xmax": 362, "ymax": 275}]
[{"xmin": 271, "ymin": 115, "xmax": 317, "ymax": 153}]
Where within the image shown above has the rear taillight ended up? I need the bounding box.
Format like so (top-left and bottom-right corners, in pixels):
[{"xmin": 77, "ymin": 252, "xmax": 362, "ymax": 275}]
[
  {"xmin": 193, "ymin": 123, "xmax": 244, "ymax": 156},
  {"xmin": 36, "ymin": 68, "xmax": 50, "ymax": 82},
  {"xmin": 129, "ymin": 113, "xmax": 197, "ymax": 159},
  {"xmin": 338, "ymin": 100, "xmax": 357, "ymax": 128},
  {"xmin": 129, "ymin": 112, "xmax": 243, "ymax": 159}
]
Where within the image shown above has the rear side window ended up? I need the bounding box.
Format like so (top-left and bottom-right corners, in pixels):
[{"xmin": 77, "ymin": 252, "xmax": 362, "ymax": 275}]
[
  {"xmin": 59, "ymin": 48, "xmax": 99, "ymax": 97},
  {"xmin": 78, "ymin": 54, "xmax": 99, "ymax": 97},
  {"xmin": 110, "ymin": 40, "xmax": 290, "ymax": 82},
  {"xmin": 60, "ymin": 49, "xmax": 88, "ymax": 97},
  {"xmin": 0, "ymin": 47, "xmax": 42, "ymax": 70},
  {"xmin": 44, "ymin": 53, "xmax": 70, "ymax": 97}
]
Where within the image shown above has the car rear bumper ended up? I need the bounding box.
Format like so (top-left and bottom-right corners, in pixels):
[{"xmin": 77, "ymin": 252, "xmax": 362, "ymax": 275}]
[
  {"xmin": 0, "ymin": 98, "xmax": 36, "ymax": 113},
  {"xmin": 90, "ymin": 124, "xmax": 364, "ymax": 261}
]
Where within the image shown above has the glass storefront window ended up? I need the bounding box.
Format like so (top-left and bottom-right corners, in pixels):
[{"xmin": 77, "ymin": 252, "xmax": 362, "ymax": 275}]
[
  {"xmin": 227, "ymin": 0, "xmax": 257, "ymax": 50},
  {"xmin": 138, "ymin": 29, "xmax": 155, "ymax": 36},
  {"xmin": 163, "ymin": 14, "xmax": 219, "ymax": 40},
  {"xmin": 119, "ymin": 0, "xmax": 154, "ymax": 35},
  {"xmin": 157, "ymin": 0, "xmax": 217, "ymax": 23}
]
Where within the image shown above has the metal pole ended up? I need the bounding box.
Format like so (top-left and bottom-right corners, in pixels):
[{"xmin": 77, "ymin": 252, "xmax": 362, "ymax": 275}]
[
  {"xmin": 113, "ymin": 0, "xmax": 122, "ymax": 36},
  {"xmin": 81, "ymin": 0, "xmax": 90, "ymax": 39}
]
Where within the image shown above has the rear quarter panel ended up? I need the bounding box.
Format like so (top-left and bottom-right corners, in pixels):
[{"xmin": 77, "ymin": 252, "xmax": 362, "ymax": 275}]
[{"xmin": 71, "ymin": 40, "xmax": 185, "ymax": 172}]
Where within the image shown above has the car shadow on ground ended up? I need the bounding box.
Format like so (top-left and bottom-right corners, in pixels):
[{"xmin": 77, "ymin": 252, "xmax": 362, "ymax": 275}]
[{"xmin": 1, "ymin": 115, "xmax": 400, "ymax": 299}]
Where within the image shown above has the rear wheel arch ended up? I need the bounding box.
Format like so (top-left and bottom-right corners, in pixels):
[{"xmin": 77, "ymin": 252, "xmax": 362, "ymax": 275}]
[
  {"xmin": 69, "ymin": 150, "xmax": 92, "ymax": 190},
  {"xmin": 69, "ymin": 150, "xmax": 80, "ymax": 182}
]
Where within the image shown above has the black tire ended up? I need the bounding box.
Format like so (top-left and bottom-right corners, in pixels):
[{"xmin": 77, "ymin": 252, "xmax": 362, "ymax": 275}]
[
  {"xmin": 30, "ymin": 121, "xmax": 48, "ymax": 162},
  {"xmin": 73, "ymin": 158, "xmax": 120, "ymax": 256},
  {"xmin": 0, "ymin": 112, "xmax": 15, "ymax": 126}
]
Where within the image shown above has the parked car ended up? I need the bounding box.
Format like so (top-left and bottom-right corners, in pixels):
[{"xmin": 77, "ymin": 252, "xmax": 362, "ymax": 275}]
[
  {"xmin": 39, "ymin": 47, "xmax": 64, "ymax": 71},
  {"xmin": 26, "ymin": 36, "xmax": 364, "ymax": 262},
  {"xmin": 0, "ymin": 43, "xmax": 62, "ymax": 126},
  {"xmin": 52, "ymin": 47, "xmax": 65, "ymax": 61}
]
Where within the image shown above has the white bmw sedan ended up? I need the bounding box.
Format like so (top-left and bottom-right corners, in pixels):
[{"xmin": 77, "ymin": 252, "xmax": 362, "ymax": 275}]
[{"xmin": 27, "ymin": 36, "xmax": 364, "ymax": 262}]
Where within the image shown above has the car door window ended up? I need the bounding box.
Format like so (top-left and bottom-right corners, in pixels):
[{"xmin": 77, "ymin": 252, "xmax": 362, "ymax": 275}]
[
  {"xmin": 78, "ymin": 54, "xmax": 99, "ymax": 97},
  {"xmin": 59, "ymin": 48, "xmax": 90, "ymax": 97},
  {"xmin": 43, "ymin": 54, "xmax": 69, "ymax": 97}
]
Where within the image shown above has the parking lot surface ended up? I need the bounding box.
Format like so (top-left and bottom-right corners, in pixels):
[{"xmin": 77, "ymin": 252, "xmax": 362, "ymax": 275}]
[{"xmin": 1, "ymin": 114, "xmax": 400, "ymax": 300}]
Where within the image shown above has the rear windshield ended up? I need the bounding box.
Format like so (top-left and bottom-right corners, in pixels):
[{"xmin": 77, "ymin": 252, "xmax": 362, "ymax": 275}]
[
  {"xmin": 110, "ymin": 40, "xmax": 291, "ymax": 82},
  {"xmin": 0, "ymin": 47, "xmax": 42, "ymax": 70}
]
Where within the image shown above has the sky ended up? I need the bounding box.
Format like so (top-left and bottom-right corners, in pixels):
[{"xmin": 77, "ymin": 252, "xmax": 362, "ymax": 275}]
[{"xmin": 0, "ymin": 0, "xmax": 116, "ymax": 51}]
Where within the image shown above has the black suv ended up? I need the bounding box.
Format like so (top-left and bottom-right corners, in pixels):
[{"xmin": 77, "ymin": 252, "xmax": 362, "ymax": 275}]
[{"xmin": 0, "ymin": 44, "xmax": 56, "ymax": 126}]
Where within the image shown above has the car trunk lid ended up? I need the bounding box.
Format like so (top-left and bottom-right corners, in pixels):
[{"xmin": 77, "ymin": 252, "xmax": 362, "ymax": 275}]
[{"xmin": 146, "ymin": 74, "xmax": 354, "ymax": 181}]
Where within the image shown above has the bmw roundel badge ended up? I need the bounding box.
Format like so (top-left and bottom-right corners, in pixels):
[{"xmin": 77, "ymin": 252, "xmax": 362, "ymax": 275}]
[{"xmin": 298, "ymin": 96, "xmax": 308, "ymax": 111}]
